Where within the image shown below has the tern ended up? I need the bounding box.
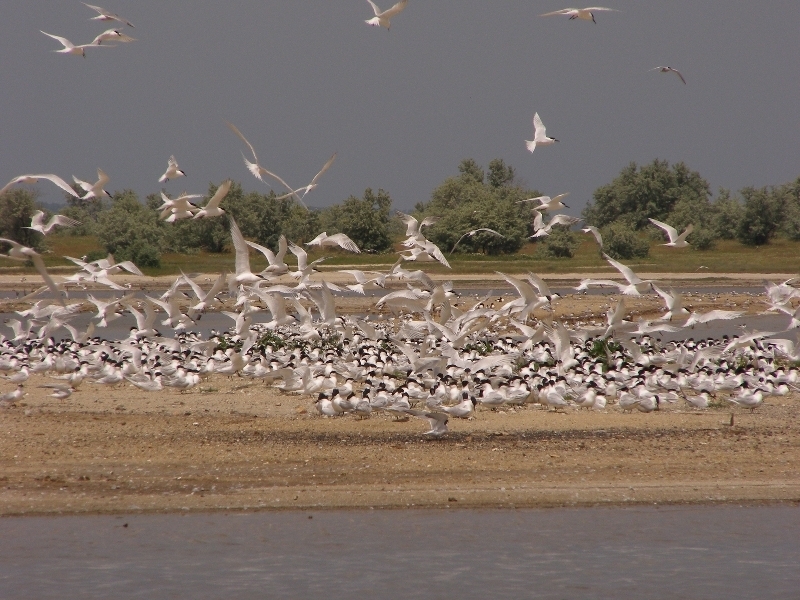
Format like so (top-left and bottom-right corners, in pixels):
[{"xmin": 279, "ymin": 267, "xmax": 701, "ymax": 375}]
[
  {"xmin": 651, "ymin": 66, "xmax": 686, "ymax": 85},
  {"xmin": 648, "ymin": 218, "xmax": 693, "ymax": 248},
  {"xmin": 91, "ymin": 29, "xmax": 136, "ymax": 45},
  {"xmin": 192, "ymin": 180, "xmax": 231, "ymax": 219},
  {"xmin": 24, "ymin": 211, "xmax": 80, "ymax": 236},
  {"xmin": 40, "ymin": 31, "xmax": 107, "ymax": 57},
  {"xmin": 275, "ymin": 153, "xmax": 336, "ymax": 204},
  {"xmin": 245, "ymin": 235, "xmax": 289, "ymax": 276},
  {"xmin": 82, "ymin": 3, "xmax": 134, "ymax": 28},
  {"xmin": 603, "ymin": 253, "xmax": 655, "ymax": 296},
  {"xmin": 396, "ymin": 212, "xmax": 439, "ymax": 237},
  {"xmin": 159, "ymin": 155, "xmax": 186, "ymax": 183},
  {"xmin": 73, "ymin": 168, "xmax": 111, "ymax": 200},
  {"xmin": 518, "ymin": 193, "xmax": 569, "ymax": 212},
  {"xmin": 0, "ymin": 239, "xmax": 64, "ymax": 303},
  {"xmin": 540, "ymin": 7, "xmax": 618, "ymax": 23},
  {"xmin": 525, "ymin": 113, "xmax": 558, "ymax": 152},
  {"xmin": 450, "ymin": 228, "xmax": 504, "ymax": 254},
  {"xmin": 365, "ymin": 0, "xmax": 408, "ymax": 30},
  {"xmin": 229, "ymin": 217, "xmax": 263, "ymax": 284},
  {"xmin": 0, "ymin": 174, "xmax": 79, "ymax": 198},
  {"xmin": 581, "ymin": 226, "xmax": 603, "ymax": 247},
  {"xmin": 306, "ymin": 232, "xmax": 361, "ymax": 253},
  {"xmin": 406, "ymin": 409, "xmax": 449, "ymax": 438}
]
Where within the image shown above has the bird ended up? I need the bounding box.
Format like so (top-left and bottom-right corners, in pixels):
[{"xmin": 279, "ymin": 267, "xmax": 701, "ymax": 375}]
[
  {"xmin": 396, "ymin": 212, "xmax": 439, "ymax": 237},
  {"xmin": 651, "ymin": 66, "xmax": 686, "ymax": 85},
  {"xmin": 364, "ymin": 0, "xmax": 408, "ymax": 30},
  {"xmin": 82, "ymin": 3, "xmax": 134, "ymax": 27},
  {"xmin": 192, "ymin": 180, "xmax": 232, "ymax": 219},
  {"xmin": 519, "ymin": 193, "xmax": 570, "ymax": 212},
  {"xmin": 0, "ymin": 239, "xmax": 64, "ymax": 303},
  {"xmin": 24, "ymin": 211, "xmax": 80, "ymax": 236},
  {"xmin": 406, "ymin": 409, "xmax": 449, "ymax": 438},
  {"xmin": 159, "ymin": 156, "xmax": 186, "ymax": 183},
  {"xmin": 275, "ymin": 153, "xmax": 337, "ymax": 204},
  {"xmin": 581, "ymin": 226, "xmax": 603, "ymax": 247},
  {"xmin": 540, "ymin": 7, "xmax": 618, "ymax": 23},
  {"xmin": 531, "ymin": 214, "xmax": 582, "ymax": 238},
  {"xmin": 91, "ymin": 29, "xmax": 136, "ymax": 45},
  {"xmin": 246, "ymin": 235, "xmax": 289, "ymax": 276},
  {"xmin": 40, "ymin": 31, "xmax": 107, "ymax": 57},
  {"xmin": 603, "ymin": 253, "xmax": 655, "ymax": 295},
  {"xmin": 73, "ymin": 169, "xmax": 111, "ymax": 200},
  {"xmin": 450, "ymin": 228, "xmax": 504, "ymax": 254},
  {"xmin": 648, "ymin": 218, "xmax": 693, "ymax": 248},
  {"xmin": 525, "ymin": 113, "xmax": 558, "ymax": 152},
  {"xmin": 229, "ymin": 217, "xmax": 263, "ymax": 284},
  {"xmin": 0, "ymin": 174, "xmax": 79, "ymax": 198},
  {"xmin": 306, "ymin": 232, "xmax": 361, "ymax": 253}
]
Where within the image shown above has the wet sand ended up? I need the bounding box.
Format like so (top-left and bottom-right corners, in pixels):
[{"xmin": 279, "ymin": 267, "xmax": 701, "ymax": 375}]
[{"xmin": 1, "ymin": 272, "xmax": 799, "ymax": 515}]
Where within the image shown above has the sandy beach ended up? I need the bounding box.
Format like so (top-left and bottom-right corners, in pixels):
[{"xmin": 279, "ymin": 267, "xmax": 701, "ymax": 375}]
[{"xmin": 1, "ymin": 271, "xmax": 798, "ymax": 515}]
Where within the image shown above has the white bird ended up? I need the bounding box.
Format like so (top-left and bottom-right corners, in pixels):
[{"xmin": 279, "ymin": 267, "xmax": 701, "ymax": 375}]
[
  {"xmin": 0, "ymin": 174, "xmax": 79, "ymax": 198},
  {"xmin": 226, "ymin": 121, "xmax": 311, "ymax": 209},
  {"xmin": 229, "ymin": 217, "xmax": 263, "ymax": 284},
  {"xmin": 24, "ymin": 211, "xmax": 80, "ymax": 236},
  {"xmin": 275, "ymin": 153, "xmax": 337, "ymax": 204},
  {"xmin": 525, "ymin": 113, "xmax": 558, "ymax": 152},
  {"xmin": 396, "ymin": 212, "xmax": 439, "ymax": 237},
  {"xmin": 192, "ymin": 180, "xmax": 231, "ymax": 219},
  {"xmin": 581, "ymin": 226, "xmax": 603, "ymax": 247},
  {"xmin": 0, "ymin": 239, "xmax": 63, "ymax": 303},
  {"xmin": 306, "ymin": 232, "xmax": 361, "ymax": 253},
  {"xmin": 0, "ymin": 385, "xmax": 25, "ymax": 407},
  {"xmin": 407, "ymin": 409, "xmax": 449, "ymax": 438},
  {"xmin": 648, "ymin": 218, "xmax": 693, "ymax": 248},
  {"xmin": 519, "ymin": 193, "xmax": 570, "ymax": 212},
  {"xmin": 603, "ymin": 253, "xmax": 655, "ymax": 295},
  {"xmin": 40, "ymin": 31, "xmax": 107, "ymax": 57},
  {"xmin": 41, "ymin": 384, "xmax": 74, "ymax": 401},
  {"xmin": 82, "ymin": 3, "xmax": 134, "ymax": 28},
  {"xmin": 540, "ymin": 7, "xmax": 618, "ymax": 23},
  {"xmin": 652, "ymin": 285, "xmax": 689, "ymax": 321},
  {"xmin": 684, "ymin": 310, "xmax": 744, "ymax": 328},
  {"xmin": 73, "ymin": 169, "xmax": 111, "ymax": 200},
  {"xmin": 651, "ymin": 66, "xmax": 686, "ymax": 85},
  {"xmin": 450, "ymin": 228, "xmax": 504, "ymax": 254},
  {"xmin": 246, "ymin": 235, "xmax": 289, "ymax": 276},
  {"xmin": 91, "ymin": 29, "xmax": 136, "ymax": 45},
  {"xmin": 365, "ymin": 0, "xmax": 408, "ymax": 30},
  {"xmin": 159, "ymin": 155, "xmax": 186, "ymax": 183},
  {"xmin": 288, "ymin": 242, "xmax": 326, "ymax": 279},
  {"xmin": 531, "ymin": 214, "xmax": 582, "ymax": 238}
]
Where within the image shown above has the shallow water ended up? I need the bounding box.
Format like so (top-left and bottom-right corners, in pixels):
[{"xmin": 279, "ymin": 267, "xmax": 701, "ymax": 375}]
[{"xmin": 1, "ymin": 505, "xmax": 798, "ymax": 599}]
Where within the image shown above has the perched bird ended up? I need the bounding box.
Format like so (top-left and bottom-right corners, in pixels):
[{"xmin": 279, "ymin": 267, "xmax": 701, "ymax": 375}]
[
  {"xmin": 651, "ymin": 66, "xmax": 686, "ymax": 85},
  {"xmin": 159, "ymin": 156, "xmax": 186, "ymax": 183},
  {"xmin": 364, "ymin": 0, "xmax": 408, "ymax": 30},
  {"xmin": 82, "ymin": 3, "xmax": 135, "ymax": 27},
  {"xmin": 40, "ymin": 31, "xmax": 107, "ymax": 57},
  {"xmin": 648, "ymin": 218, "xmax": 693, "ymax": 248},
  {"xmin": 525, "ymin": 113, "xmax": 558, "ymax": 152},
  {"xmin": 540, "ymin": 7, "xmax": 618, "ymax": 23},
  {"xmin": 0, "ymin": 174, "xmax": 79, "ymax": 198},
  {"xmin": 24, "ymin": 211, "xmax": 80, "ymax": 236}
]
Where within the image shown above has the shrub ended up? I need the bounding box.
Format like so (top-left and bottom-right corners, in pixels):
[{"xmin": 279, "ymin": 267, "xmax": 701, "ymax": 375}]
[{"xmin": 601, "ymin": 222, "xmax": 649, "ymax": 259}]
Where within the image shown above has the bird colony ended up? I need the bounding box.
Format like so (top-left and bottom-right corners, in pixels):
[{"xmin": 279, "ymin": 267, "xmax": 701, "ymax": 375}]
[{"xmin": 2, "ymin": 3, "xmax": 796, "ymax": 438}]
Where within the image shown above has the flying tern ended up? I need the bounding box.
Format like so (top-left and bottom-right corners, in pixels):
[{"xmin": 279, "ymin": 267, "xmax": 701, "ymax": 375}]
[
  {"xmin": 365, "ymin": 0, "xmax": 408, "ymax": 30},
  {"xmin": 525, "ymin": 113, "xmax": 558, "ymax": 152},
  {"xmin": 540, "ymin": 7, "xmax": 618, "ymax": 23}
]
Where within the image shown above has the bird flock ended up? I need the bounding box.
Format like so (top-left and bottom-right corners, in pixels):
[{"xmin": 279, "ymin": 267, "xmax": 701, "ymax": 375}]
[{"xmin": 1, "ymin": 3, "xmax": 795, "ymax": 438}]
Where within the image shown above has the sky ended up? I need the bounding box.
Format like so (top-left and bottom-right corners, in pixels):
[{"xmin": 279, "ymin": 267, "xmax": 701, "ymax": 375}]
[{"xmin": 1, "ymin": 1, "xmax": 799, "ymax": 216}]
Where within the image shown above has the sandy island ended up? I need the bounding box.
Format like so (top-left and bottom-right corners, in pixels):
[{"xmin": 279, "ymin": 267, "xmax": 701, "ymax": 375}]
[{"xmin": 1, "ymin": 272, "xmax": 798, "ymax": 515}]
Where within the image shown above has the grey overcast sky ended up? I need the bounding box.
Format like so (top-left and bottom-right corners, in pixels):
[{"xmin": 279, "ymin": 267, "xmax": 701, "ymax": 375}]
[{"xmin": 1, "ymin": 1, "xmax": 798, "ymax": 214}]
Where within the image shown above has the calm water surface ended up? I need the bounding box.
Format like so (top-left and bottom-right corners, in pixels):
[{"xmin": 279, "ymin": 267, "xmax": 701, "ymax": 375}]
[{"xmin": 1, "ymin": 505, "xmax": 798, "ymax": 599}]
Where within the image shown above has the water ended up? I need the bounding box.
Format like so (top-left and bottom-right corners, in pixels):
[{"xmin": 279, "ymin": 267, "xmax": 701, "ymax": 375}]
[{"xmin": 1, "ymin": 505, "xmax": 798, "ymax": 599}]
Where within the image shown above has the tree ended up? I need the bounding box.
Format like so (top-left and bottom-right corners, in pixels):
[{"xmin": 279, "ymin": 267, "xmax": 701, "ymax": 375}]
[
  {"xmin": 583, "ymin": 159, "xmax": 712, "ymax": 231},
  {"xmin": 736, "ymin": 186, "xmax": 783, "ymax": 246},
  {"xmin": 97, "ymin": 190, "xmax": 165, "ymax": 267},
  {"xmin": 708, "ymin": 188, "xmax": 743, "ymax": 240},
  {"xmin": 416, "ymin": 159, "xmax": 535, "ymax": 255},
  {"xmin": 601, "ymin": 222, "xmax": 650, "ymax": 260},
  {"xmin": 321, "ymin": 188, "xmax": 393, "ymax": 253},
  {"xmin": 0, "ymin": 188, "xmax": 41, "ymax": 249},
  {"xmin": 535, "ymin": 227, "xmax": 580, "ymax": 259}
]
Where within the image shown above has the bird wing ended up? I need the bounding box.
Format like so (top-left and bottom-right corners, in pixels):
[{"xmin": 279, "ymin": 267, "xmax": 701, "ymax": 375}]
[
  {"xmin": 380, "ymin": 0, "xmax": 408, "ymax": 19},
  {"xmin": 38, "ymin": 174, "xmax": 80, "ymax": 197},
  {"xmin": 260, "ymin": 167, "xmax": 306, "ymax": 209},
  {"xmin": 245, "ymin": 240, "xmax": 277, "ymax": 264},
  {"xmin": 539, "ymin": 9, "xmax": 575, "ymax": 17},
  {"xmin": 288, "ymin": 241, "xmax": 309, "ymax": 271},
  {"xmin": 328, "ymin": 233, "xmax": 361, "ymax": 253},
  {"xmin": 533, "ymin": 112, "xmax": 546, "ymax": 139},
  {"xmin": 648, "ymin": 218, "xmax": 678, "ymax": 242},
  {"xmin": 96, "ymin": 168, "xmax": 109, "ymax": 187},
  {"xmin": 229, "ymin": 217, "xmax": 252, "ymax": 276},
  {"xmin": 204, "ymin": 179, "xmax": 231, "ymax": 211},
  {"xmin": 30, "ymin": 254, "xmax": 64, "ymax": 305},
  {"xmin": 396, "ymin": 211, "xmax": 420, "ymax": 236},
  {"xmin": 366, "ymin": 0, "xmax": 382, "ymax": 17},
  {"xmin": 676, "ymin": 223, "xmax": 694, "ymax": 242},
  {"xmin": 40, "ymin": 31, "xmax": 73, "ymax": 48},
  {"xmin": 668, "ymin": 67, "xmax": 687, "ymax": 84},
  {"xmin": 308, "ymin": 152, "xmax": 337, "ymax": 188},
  {"xmin": 603, "ymin": 253, "xmax": 642, "ymax": 284},
  {"xmin": 226, "ymin": 121, "xmax": 260, "ymax": 165},
  {"xmin": 46, "ymin": 214, "xmax": 81, "ymax": 231}
]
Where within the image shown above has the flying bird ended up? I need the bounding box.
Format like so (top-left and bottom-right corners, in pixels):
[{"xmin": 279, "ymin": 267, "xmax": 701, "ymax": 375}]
[
  {"xmin": 365, "ymin": 0, "xmax": 408, "ymax": 30},
  {"xmin": 450, "ymin": 228, "xmax": 504, "ymax": 254},
  {"xmin": 648, "ymin": 218, "xmax": 693, "ymax": 248},
  {"xmin": 91, "ymin": 29, "xmax": 136, "ymax": 45},
  {"xmin": 192, "ymin": 180, "xmax": 231, "ymax": 219},
  {"xmin": 82, "ymin": 3, "xmax": 134, "ymax": 28},
  {"xmin": 40, "ymin": 31, "xmax": 108, "ymax": 57},
  {"xmin": 581, "ymin": 226, "xmax": 603, "ymax": 247},
  {"xmin": 24, "ymin": 211, "xmax": 80, "ymax": 236},
  {"xmin": 73, "ymin": 168, "xmax": 111, "ymax": 200},
  {"xmin": 526, "ymin": 113, "xmax": 558, "ymax": 152},
  {"xmin": 651, "ymin": 66, "xmax": 686, "ymax": 85},
  {"xmin": 0, "ymin": 174, "xmax": 79, "ymax": 198},
  {"xmin": 274, "ymin": 152, "xmax": 337, "ymax": 204},
  {"xmin": 540, "ymin": 7, "xmax": 618, "ymax": 23},
  {"xmin": 159, "ymin": 156, "xmax": 186, "ymax": 183},
  {"xmin": 306, "ymin": 232, "xmax": 361, "ymax": 253},
  {"xmin": 519, "ymin": 193, "xmax": 570, "ymax": 212}
]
